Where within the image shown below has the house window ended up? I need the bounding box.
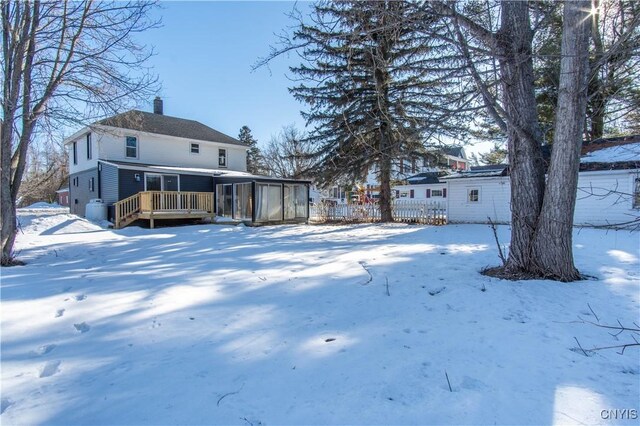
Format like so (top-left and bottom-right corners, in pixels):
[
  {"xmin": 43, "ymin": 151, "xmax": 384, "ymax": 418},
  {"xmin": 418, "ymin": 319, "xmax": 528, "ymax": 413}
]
[
  {"xmin": 216, "ymin": 184, "xmax": 233, "ymax": 217},
  {"xmin": 234, "ymin": 183, "xmax": 253, "ymax": 220},
  {"xmin": 468, "ymin": 188, "xmax": 480, "ymax": 202},
  {"xmin": 125, "ymin": 136, "xmax": 138, "ymax": 158},
  {"xmin": 633, "ymin": 178, "xmax": 640, "ymax": 209},
  {"xmin": 218, "ymin": 149, "xmax": 227, "ymax": 167},
  {"xmin": 89, "ymin": 177, "xmax": 94, "ymax": 192},
  {"xmin": 432, "ymin": 189, "xmax": 443, "ymax": 197},
  {"xmin": 72, "ymin": 142, "xmax": 77, "ymax": 165},
  {"xmin": 86, "ymin": 133, "xmax": 92, "ymax": 160},
  {"xmin": 190, "ymin": 143, "xmax": 200, "ymax": 154}
]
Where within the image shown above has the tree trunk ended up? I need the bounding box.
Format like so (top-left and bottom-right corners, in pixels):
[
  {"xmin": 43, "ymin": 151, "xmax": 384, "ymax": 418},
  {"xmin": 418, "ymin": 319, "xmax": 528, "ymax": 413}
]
[
  {"xmin": 498, "ymin": 1, "xmax": 546, "ymax": 273},
  {"xmin": 531, "ymin": 0, "xmax": 591, "ymax": 281},
  {"xmin": 1, "ymin": 118, "xmax": 18, "ymax": 265},
  {"xmin": 378, "ymin": 150, "xmax": 393, "ymax": 222}
]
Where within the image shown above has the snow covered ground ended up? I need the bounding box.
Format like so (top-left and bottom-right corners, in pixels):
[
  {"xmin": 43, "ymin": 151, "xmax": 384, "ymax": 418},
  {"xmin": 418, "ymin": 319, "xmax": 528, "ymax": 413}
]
[{"xmin": 1, "ymin": 209, "xmax": 638, "ymax": 425}]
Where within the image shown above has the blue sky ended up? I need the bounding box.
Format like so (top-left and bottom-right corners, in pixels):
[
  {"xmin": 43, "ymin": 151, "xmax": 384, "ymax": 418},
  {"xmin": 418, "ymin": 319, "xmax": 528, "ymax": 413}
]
[
  {"xmin": 136, "ymin": 1, "xmax": 309, "ymax": 148},
  {"xmin": 133, "ymin": 1, "xmax": 492, "ymax": 156}
]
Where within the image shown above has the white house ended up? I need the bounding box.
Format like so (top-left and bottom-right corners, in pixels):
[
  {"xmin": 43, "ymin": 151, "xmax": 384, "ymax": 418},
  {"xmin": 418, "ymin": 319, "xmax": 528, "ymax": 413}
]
[
  {"xmin": 64, "ymin": 98, "xmax": 310, "ymax": 227},
  {"xmin": 441, "ymin": 137, "xmax": 640, "ymax": 227}
]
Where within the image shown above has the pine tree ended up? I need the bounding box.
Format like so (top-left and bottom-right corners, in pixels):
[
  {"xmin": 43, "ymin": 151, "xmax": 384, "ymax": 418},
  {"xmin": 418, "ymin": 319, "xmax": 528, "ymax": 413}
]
[
  {"xmin": 238, "ymin": 126, "xmax": 265, "ymax": 175},
  {"xmin": 275, "ymin": 1, "xmax": 472, "ymax": 221},
  {"xmin": 479, "ymin": 143, "xmax": 508, "ymax": 165}
]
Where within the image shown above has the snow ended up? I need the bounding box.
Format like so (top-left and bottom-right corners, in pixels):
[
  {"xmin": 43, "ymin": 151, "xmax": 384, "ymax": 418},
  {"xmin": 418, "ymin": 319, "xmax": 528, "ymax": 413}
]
[
  {"xmin": 1, "ymin": 210, "xmax": 639, "ymax": 425},
  {"xmin": 581, "ymin": 142, "xmax": 640, "ymax": 163},
  {"xmin": 22, "ymin": 202, "xmax": 67, "ymax": 210}
]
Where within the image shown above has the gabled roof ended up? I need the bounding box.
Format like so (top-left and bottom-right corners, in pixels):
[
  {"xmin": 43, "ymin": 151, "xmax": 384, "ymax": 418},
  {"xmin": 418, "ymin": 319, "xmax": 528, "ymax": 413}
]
[
  {"xmin": 441, "ymin": 146, "xmax": 466, "ymax": 159},
  {"xmin": 96, "ymin": 110, "xmax": 246, "ymax": 147}
]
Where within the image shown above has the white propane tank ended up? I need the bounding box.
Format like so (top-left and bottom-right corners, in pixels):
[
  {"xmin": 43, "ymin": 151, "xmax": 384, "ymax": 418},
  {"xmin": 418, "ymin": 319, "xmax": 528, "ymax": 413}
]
[{"xmin": 85, "ymin": 199, "xmax": 107, "ymax": 222}]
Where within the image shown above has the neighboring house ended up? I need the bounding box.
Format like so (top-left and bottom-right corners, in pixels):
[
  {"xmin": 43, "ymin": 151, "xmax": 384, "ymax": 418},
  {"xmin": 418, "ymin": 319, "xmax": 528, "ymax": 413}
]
[
  {"xmin": 366, "ymin": 145, "xmax": 468, "ymax": 201},
  {"xmin": 393, "ymin": 171, "xmax": 448, "ymax": 201},
  {"xmin": 441, "ymin": 136, "xmax": 640, "ymax": 227},
  {"xmin": 64, "ymin": 98, "xmax": 310, "ymax": 227},
  {"xmin": 56, "ymin": 187, "xmax": 69, "ymax": 207}
]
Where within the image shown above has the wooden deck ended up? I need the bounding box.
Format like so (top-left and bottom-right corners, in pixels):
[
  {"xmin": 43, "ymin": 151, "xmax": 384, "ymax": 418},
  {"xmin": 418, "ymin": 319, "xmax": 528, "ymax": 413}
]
[{"xmin": 114, "ymin": 191, "xmax": 214, "ymax": 229}]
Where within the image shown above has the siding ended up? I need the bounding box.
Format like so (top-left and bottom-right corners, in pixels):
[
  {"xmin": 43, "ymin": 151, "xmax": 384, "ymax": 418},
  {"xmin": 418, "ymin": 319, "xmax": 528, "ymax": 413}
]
[
  {"xmin": 99, "ymin": 161, "xmax": 119, "ymax": 204},
  {"xmin": 118, "ymin": 168, "xmax": 145, "ymax": 200},
  {"xmin": 179, "ymin": 174, "xmax": 213, "ymax": 192},
  {"xmin": 446, "ymin": 176, "xmax": 511, "ymax": 223},
  {"xmin": 69, "ymin": 168, "xmax": 99, "ymax": 217},
  {"xmin": 445, "ymin": 170, "xmax": 640, "ymax": 227},
  {"xmin": 574, "ymin": 170, "xmax": 639, "ymax": 227},
  {"xmin": 393, "ymin": 183, "xmax": 447, "ymax": 200}
]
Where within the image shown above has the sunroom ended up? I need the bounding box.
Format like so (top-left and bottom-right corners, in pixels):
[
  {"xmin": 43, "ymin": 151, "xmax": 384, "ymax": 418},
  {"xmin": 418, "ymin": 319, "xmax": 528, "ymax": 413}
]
[{"xmin": 214, "ymin": 174, "xmax": 311, "ymax": 224}]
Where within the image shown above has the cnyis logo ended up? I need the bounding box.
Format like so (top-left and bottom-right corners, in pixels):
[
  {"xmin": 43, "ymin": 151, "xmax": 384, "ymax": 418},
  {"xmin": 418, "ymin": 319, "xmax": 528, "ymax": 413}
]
[{"xmin": 601, "ymin": 409, "xmax": 638, "ymax": 420}]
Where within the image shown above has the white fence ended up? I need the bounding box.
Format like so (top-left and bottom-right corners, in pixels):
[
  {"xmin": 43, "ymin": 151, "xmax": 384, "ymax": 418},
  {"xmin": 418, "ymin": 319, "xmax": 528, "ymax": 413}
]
[{"xmin": 310, "ymin": 201, "xmax": 447, "ymax": 225}]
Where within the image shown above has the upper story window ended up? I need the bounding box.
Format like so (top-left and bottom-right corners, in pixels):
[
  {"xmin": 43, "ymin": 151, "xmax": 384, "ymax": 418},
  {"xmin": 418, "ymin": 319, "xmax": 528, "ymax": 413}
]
[
  {"xmin": 126, "ymin": 136, "xmax": 138, "ymax": 158},
  {"xmin": 190, "ymin": 143, "xmax": 200, "ymax": 154},
  {"xmin": 72, "ymin": 142, "xmax": 77, "ymax": 165},
  {"xmin": 86, "ymin": 133, "xmax": 92, "ymax": 160},
  {"xmin": 633, "ymin": 178, "xmax": 640, "ymax": 209},
  {"xmin": 468, "ymin": 188, "xmax": 480, "ymax": 203},
  {"xmin": 219, "ymin": 148, "xmax": 227, "ymax": 167}
]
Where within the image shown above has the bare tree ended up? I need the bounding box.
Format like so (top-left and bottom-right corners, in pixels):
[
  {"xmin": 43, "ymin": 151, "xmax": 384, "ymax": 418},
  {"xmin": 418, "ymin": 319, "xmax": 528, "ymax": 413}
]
[
  {"xmin": 1, "ymin": 1, "xmax": 159, "ymax": 265},
  {"xmin": 263, "ymin": 125, "xmax": 314, "ymax": 179},
  {"xmin": 18, "ymin": 142, "xmax": 68, "ymax": 207}
]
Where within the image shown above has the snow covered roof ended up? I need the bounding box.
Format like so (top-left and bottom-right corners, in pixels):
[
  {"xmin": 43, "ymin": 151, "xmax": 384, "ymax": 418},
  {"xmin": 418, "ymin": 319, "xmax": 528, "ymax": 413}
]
[
  {"xmin": 406, "ymin": 172, "xmax": 442, "ymax": 184},
  {"xmin": 581, "ymin": 142, "xmax": 640, "ymax": 164},
  {"xmin": 100, "ymin": 160, "xmax": 311, "ymax": 183},
  {"xmin": 441, "ymin": 164, "xmax": 508, "ymax": 180}
]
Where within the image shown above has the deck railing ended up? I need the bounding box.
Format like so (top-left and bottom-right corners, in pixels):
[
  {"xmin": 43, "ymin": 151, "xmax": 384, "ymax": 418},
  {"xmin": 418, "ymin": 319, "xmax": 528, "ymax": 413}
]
[
  {"xmin": 310, "ymin": 200, "xmax": 447, "ymax": 225},
  {"xmin": 140, "ymin": 191, "xmax": 214, "ymax": 213},
  {"xmin": 114, "ymin": 191, "xmax": 214, "ymax": 229},
  {"xmin": 114, "ymin": 192, "xmax": 141, "ymax": 229}
]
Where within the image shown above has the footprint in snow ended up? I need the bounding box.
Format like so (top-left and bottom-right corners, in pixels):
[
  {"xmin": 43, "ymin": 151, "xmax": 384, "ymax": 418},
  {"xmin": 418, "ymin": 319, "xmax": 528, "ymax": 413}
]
[
  {"xmin": 428, "ymin": 286, "xmax": 446, "ymax": 296},
  {"xmin": 33, "ymin": 344, "xmax": 56, "ymax": 356},
  {"xmin": 39, "ymin": 360, "xmax": 61, "ymax": 378},
  {"xmin": 74, "ymin": 294, "xmax": 86, "ymax": 301},
  {"xmin": 55, "ymin": 309, "xmax": 65, "ymax": 318},
  {"xmin": 74, "ymin": 322, "xmax": 90, "ymax": 333},
  {"xmin": 1, "ymin": 397, "xmax": 13, "ymax": 415}
]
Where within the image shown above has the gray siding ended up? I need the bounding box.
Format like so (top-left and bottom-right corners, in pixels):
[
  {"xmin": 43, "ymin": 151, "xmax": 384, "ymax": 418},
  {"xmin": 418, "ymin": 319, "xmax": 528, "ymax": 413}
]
[
  {"xmin": 118, "ymin": 169, "xmax": 145, "ymax": 200},
  {"xmin": 99, "ymin": 162, "xmax": 119, "ymax": 204},
  {"xmin": 179, "ymin": 174, "xmax": 213, "ymax": 192},
  {"xmin": 69, "ymin": 168, "xmax": 99, "ymax": 217}
]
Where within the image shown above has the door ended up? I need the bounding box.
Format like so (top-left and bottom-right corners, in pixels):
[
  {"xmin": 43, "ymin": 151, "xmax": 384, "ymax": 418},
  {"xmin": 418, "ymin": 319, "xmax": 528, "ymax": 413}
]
[{"xmin": 163, "ymin": 175, "xmax": 178, "ymax": 191}]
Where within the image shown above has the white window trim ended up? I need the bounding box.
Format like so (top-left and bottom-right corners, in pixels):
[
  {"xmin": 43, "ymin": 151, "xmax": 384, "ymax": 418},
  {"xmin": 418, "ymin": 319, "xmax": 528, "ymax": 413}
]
[
  {"xmin": 190, "ymin": 142, "xmax": 200, "ymax": 155},
  {"xmin": 431, "ymin": 189, "xmax": 444, "ymax": 197},
  {"xmin": 86, "ymin": 133, "xmax": 92, "ymax": 160},
  {"xmin": 467, "ymin": 187, "xmax": 481, "ymax": 203},
  {"xmin": 143, "ymin": 173, "xmax": 180, "ymax": 191},
  {"xmin": 125, "ymin": 135, "xmax": 139, "ymax": 159},
  {"xmin": 218, "ymin": 148, "xmax": 227, "ymax": 168}
]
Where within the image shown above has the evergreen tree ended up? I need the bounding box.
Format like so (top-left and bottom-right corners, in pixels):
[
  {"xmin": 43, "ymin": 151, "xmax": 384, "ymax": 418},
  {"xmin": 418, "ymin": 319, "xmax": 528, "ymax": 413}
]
[
  {"xmin": 238, "ymin": 126, "xmax": 265, "ymax": 174},
  {"xmin": 479, "ymin": 143, "xmax": 508, "ymax": 165},
  {"xmin": 261, "ymin": 1, "xmax": 472, "ymax": 221}
]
